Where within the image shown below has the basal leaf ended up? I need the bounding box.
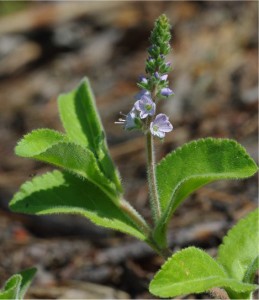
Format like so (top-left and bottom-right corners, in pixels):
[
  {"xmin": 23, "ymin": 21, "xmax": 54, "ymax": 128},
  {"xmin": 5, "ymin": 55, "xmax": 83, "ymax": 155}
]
[
  {"xmin": 0, "ymin": 268, "xmax": 36, "ymax": 300},
  {"xmin": 149, "ymin": 247, "xmax": 257, "ymax": 298},
  {"xmin": 15, "ymin": 129, "xmax": 118, "ymax": 202},
  {"xmin": 243, "ymin": 256, "xmax": 259, "ymax": 284},
  {"xmin": 9, "ymin": 170, "xmax": 146, "ymax": 241},
  {"xmin": 217, "ymin": 209, "xmax": 259, "ymax": 282},
  {"xmin": 18, "ymin": 268, "xmax": 37, "ymax": 299},
  {"xmin": 155, "ymin": 138, "xmax": 258, "ymax": 246},
  {"xmin": 58, "ymin": 77, "xmax": 122, "ymax": 192},
  {"xmin": 0, "ymin": 275, "xmax": 21, "ymax": 300}
]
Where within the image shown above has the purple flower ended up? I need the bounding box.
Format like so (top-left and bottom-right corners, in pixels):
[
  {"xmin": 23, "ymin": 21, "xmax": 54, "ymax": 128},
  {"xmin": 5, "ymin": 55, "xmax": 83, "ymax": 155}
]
[
  {"xmin": 154, "ymin": 71, "xmax": 160, "ymax": 79},
  {"xmin": 150, "ymin": 114, "xmax": 173, "ymax": 138},
  {"xmin": 165, "ymin": 62, "xmax": 171, "ymax": 67},
  {"xmin": 161, "ymin": 87, "xmax": 174, "ymax": 97},
  {"xmin": 135, "ymin": 95, "xmax": 156, "ymax": 119},
  {"xmin": 115, "ymin": 109, "xmax": 139, "ymax": 130},
  {"xmin": 139, "ymin": 75, "xmax": 148, "ymax": 84},
  {"xmin": 160, "ymin": 74, "xmax": 168, "ymax": 81},
  {"xmin": 154, "ymin": 72, "xmax": 168, "ymax": 81},
  {"xmin": 134, "ymin": 89, "xmax": 151, "ymax": 100}
]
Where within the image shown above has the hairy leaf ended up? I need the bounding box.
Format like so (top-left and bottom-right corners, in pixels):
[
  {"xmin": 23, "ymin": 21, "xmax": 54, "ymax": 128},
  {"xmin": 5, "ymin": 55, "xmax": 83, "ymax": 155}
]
[
  {"xmin": 0, "ymin": 275, "xmax": 21, "ymax": 299},
  {"xmin": 155, "ymin": 138, "xmax": 258, "ymax": 245},
  {"xmin": 18, "ymin": 268, "xmax": 37, "ymax": 299},
  {"xmin": 58, "ymin": 78, "xmax": 122, "ymax": 191},
  {"xmin": 0, "ymin": 268, "xmax": 36, "ymax": 300},
  {"xmin": 149, "ymin": 247, "xmax": 257, "ymax": 298},
  {"xmin": 15, "ymin": 129, "xmax": 67, "ymax": 157},
  {"xmin": 243, "ymin": 256, "xmax": 259, "ymax": 284},
  {"xmin": 9, "ymin": 171, "xmax": 146, "ymax": 241},
  {"xmin": 217, "ymin": 209, "xmax": 259, "ymax": 282},
  {"xmin": 15, "ymin": 129, "xmax": 118, "ymax": 202}
]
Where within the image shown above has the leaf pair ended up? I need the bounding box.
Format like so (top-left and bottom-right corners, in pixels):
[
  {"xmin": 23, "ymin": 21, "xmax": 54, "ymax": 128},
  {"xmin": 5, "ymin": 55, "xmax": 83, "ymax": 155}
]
[
  {"xmin": 15, "ymin": 129, "xmax": 118, "ymax": 202},
  {"xmin": 149, "ymin": 209, "xmax": 259, "ymax": 299},
  {"xmin": 154, "ymin": 138, "xmax": 258, "ymax": 247},
  {"xmin": 15, "ymin": 78, "xmax": 121, "ymax": 202},
  {"xmin": 10, "ymin": 78, "xmax": 146, "ymax": 241},
  {"xmin": 0, "ymin": 268, "xmax": 36, "ymax": 300}
]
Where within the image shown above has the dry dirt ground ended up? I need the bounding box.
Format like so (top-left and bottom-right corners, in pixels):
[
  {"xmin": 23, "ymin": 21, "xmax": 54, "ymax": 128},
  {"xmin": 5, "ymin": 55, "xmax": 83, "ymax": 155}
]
[{"xmin": 0, "ymin": 2, "xmax": 258, "ymax": 299}]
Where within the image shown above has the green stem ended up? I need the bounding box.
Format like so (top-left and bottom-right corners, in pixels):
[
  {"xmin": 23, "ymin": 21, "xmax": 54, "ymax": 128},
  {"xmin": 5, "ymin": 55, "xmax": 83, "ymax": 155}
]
[
  {"xmin": 120, "ymin": 199, "xmax": 172, "ymax": 260},
  {"xmin": 120, "ymin": 199, "xmax": 151, "ymax": 237},
  {"xmin": 146, "ymin": 130, "xmax": 161, "ymax": 225}
]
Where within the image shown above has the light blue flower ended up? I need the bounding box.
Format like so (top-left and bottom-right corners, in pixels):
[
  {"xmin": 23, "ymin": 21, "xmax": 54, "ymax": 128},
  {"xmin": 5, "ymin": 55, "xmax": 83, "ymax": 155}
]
[
  {"xmin": 154, "ymin": 72, "xmax": 168, "ymax": 81},
  {"xmin": 150, "ymin": 113, "xmax": 173, "ymax": 138},
  {"xmin": 161, "ymin": 87, "xmax": 174, "ymax": 96},
  {"xmin": 135, "ymin": 95, "xmax": 156, "ymax": 119},
  {"xmin": 135, "ymin": 89, "xmax": 151, "ymax": 100},
  {"xmin": 115, "ymin": 109, "xmax": 139, "ymax": 130},
  {"xmin": 139, "ymin": 75, "xmax": 148, "ymax": 84}
]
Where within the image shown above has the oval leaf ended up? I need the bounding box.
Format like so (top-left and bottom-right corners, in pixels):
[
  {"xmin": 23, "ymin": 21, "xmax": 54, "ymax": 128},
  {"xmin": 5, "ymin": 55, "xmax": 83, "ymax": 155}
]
[
  {"xmin": 9, "ymin": 171, "xmax": 146, "ymax": 241},
  {"xmin": 0, "ymin": 268, "xmax": 36, "ymax": 300},
  {"xmin": 15, "ymin": 129, "xmax": 67, "ymax": 157},
  {"xmin": 155, "ymin": 138, "xmax": 258, "ymax": 245},
  {"xmin": 58, "ymin": 77, "xmax": 122, "ymax": 192},
  {"xmin": 217, "ymin": 209, "xmax": 259, "ymax": 282},
  {"xmin": 18, "ymin": 268, "xmax": 37, "ymax": 300},
  {"xmin": 0, "ymin": 275, "xmax": 21, "ymax": 300},
  {"xmin": 15, "ymin": 129, "xmax": 118, "ymax": 202},
  {"xmin": 149, "ymin": 247, "xmax": 257, "ymax": 298}
]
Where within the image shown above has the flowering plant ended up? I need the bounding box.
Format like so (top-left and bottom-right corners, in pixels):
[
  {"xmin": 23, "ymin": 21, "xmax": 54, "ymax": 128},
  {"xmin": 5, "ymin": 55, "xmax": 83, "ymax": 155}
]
[{"xmin": 7, "ymin": 15, "xmax": 258, "ymax": 299}]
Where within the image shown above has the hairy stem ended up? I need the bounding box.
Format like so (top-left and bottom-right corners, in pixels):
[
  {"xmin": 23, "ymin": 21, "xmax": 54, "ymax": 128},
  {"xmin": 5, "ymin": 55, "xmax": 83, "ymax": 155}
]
[
  {"xmin": 120, "ymin": 199, "xmax": 173, "ymax": 260},
  {"xmin": 146, "ymin": 130, "xmax": 161, "ymax": 225},
  {"xmin": 120, "ymin": 199, "xmax": 151, "ymax": 237}
]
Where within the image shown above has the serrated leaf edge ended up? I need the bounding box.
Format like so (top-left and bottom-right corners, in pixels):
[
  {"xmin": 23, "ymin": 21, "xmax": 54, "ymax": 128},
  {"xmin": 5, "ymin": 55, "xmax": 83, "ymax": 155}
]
[
  {"xmin": 217, "ymin": 209, "xmax": 259, "ymax": 278},
  {"xmin": 157, "ymin": 138, "xmax": 257, "ymax": 178},
  {"xmin": 0, "ymin": 274, "xmax": 22, "ymax": 299},
  {"xmin": 17, "ymin": 138, "xmax": 117, "ymax": 201},
  {"xmin": 15, "ymin": 128, "xmax": 68, "ymax": 157},
  {"xmin": 155, "ymin": 138, "xmax": 258, "ymax": 243},
  {"xmin": 10, "ymin": 170, "xmax": 146, "ymax": 241},
  {"xmin": 150, "ymin": 247, "xmax": 258, "ymax": 297}
]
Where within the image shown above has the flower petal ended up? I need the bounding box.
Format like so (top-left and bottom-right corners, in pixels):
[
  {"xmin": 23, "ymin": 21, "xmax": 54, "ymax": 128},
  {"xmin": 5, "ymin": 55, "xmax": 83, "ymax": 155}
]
[
  {"xmin": 159, "ymin": 121, "xmax": 173, "ymax": 132},
  {"xmin": 161, "ymin": 87, "xmax": 174, "ymax": 96}
]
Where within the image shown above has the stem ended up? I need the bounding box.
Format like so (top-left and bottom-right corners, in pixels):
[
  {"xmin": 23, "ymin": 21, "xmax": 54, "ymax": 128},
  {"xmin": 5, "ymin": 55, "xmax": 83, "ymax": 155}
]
[
  {"xmin": 120, "ymin": 199, "xmax": 151, "ymax": 237},
  {"xmin": 120, "ymin": 199, "xmax": 172, "ymax": 260},
  {"xmin": 146, "ymin": 130, "xmax": 161, "ymax": 225}
]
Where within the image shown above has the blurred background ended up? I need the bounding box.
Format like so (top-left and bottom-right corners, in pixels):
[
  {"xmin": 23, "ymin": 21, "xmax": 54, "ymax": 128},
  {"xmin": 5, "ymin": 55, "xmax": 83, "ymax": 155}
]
[{"xmin": 0, "ymin": 1, "xmax": 258, "ymax": 299}]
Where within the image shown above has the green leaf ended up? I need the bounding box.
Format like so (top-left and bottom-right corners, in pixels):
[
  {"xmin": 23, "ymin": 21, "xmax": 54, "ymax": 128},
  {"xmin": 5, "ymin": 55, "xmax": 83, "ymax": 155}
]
[
  {"xmin": 217, "ymin": 209, "xmax": 259, "ymax": 282},
  {"xmin": 58, "ymin": 77, "xmax": 122, "ymax": 192},
  {"xmin": 0, "ymin": 275, "xmax": 21, "ymax": 299},
  {"xmin": 18, "ymin": 268, "xmax": 37, "ymax": 299},
  {"xmin": 243, "ymin": 256, "xmax": 259, "ymax": 284},
  {"xmin": 15, "ymin": 129, "xmax": 68, "ymax": 157},
  {"xmin": 155, "ymin": 138, "xmax": 258, "ymax": 246},
  {"xmin": 149, "ymin": 247, "xmax": 257, "ymax": 298},
  {"xmin": 9, "ymin": 170, "xmax": 146, "ymax": 241},
  {"xmin": 15, "ymin": 129, "xmax": 118, "ymax": 202},
  {"xmin": 0, "ymin": 268, "xmax": 36, "ymax": 300}
]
